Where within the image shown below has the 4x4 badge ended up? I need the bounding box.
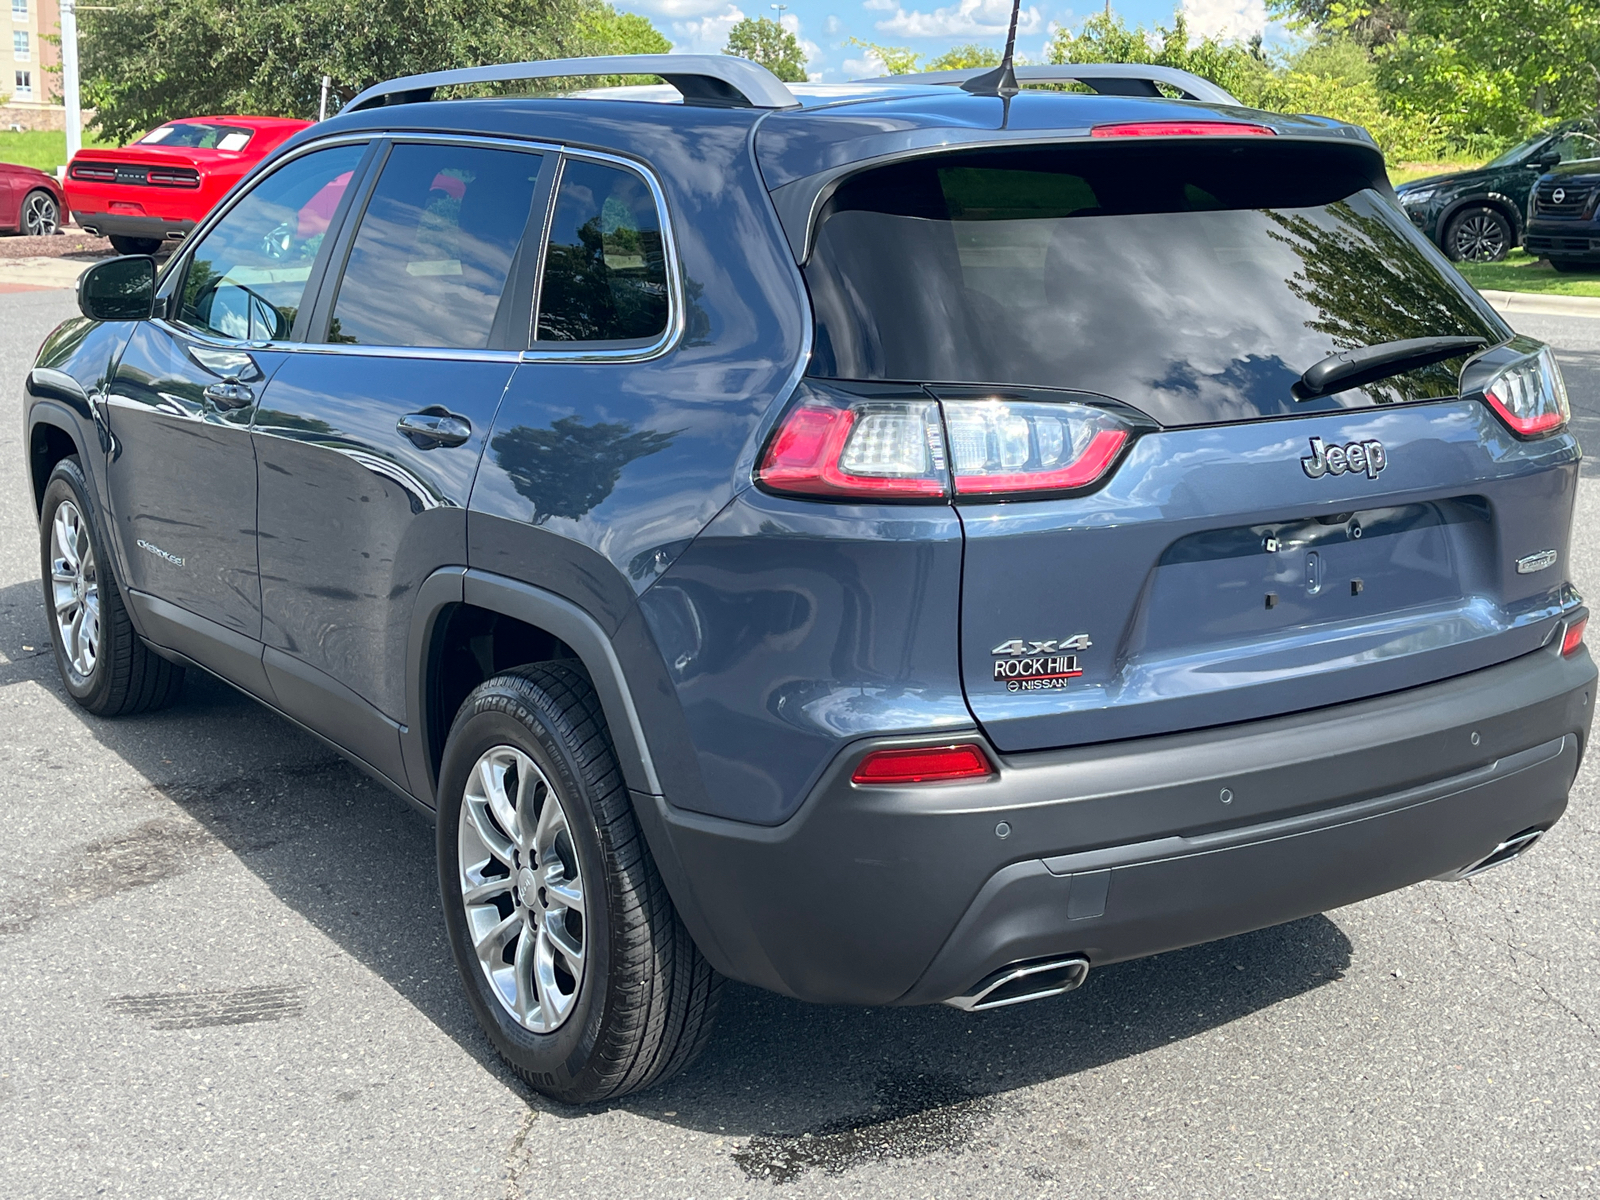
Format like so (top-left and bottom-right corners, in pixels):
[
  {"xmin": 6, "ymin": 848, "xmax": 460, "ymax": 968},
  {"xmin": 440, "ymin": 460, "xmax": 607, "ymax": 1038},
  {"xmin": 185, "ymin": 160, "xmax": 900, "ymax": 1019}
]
[
  {"xmin": 1301, "ymin": 436, "xmax": 1386, "ymax": 480},
  {"xmin": 991, "ymin": 635, "xmax": 1090, "ymax": 692}
]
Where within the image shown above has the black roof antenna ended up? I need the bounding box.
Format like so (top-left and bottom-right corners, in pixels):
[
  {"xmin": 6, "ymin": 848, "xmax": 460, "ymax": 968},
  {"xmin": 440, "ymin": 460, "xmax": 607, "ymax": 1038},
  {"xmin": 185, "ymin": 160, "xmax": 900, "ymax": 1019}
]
[{"xmin": 960, "ymin": 0, "xmax": 1022, "ymax": 98}]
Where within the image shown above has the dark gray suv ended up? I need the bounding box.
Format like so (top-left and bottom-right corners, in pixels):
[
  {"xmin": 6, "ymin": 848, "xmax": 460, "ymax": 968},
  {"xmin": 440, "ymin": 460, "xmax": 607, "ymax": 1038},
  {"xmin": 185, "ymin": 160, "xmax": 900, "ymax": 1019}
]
[{"xmin": 24, "ymin": 54, "xmax": 1594, "ymax": 1103}]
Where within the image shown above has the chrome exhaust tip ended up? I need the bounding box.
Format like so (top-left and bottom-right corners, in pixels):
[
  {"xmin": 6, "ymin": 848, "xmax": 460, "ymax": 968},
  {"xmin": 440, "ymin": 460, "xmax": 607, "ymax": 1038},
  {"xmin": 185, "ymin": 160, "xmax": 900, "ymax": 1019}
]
[
  {"xmin": 944, "ymin": 955, "xmax": 1089, "ymax": 1012},
  {"xmin": 1436, "ymin": 826, "xmax": 1547, "ymax": 881}
]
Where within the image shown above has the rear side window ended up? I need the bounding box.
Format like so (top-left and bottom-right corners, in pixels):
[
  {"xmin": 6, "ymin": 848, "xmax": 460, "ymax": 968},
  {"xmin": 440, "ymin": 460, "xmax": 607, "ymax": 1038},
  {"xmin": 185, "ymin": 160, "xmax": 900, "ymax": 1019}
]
[
  {"xmin": 805, "ymin": 143, "xmax": 1503, "ymax": 426},
  {"xmin": 535, "ymin": 159, "xmax": 669, "ymax": 344},
  {"xmin": 327, "ymin": 142, "xmax": 543, "ymax": 349}
]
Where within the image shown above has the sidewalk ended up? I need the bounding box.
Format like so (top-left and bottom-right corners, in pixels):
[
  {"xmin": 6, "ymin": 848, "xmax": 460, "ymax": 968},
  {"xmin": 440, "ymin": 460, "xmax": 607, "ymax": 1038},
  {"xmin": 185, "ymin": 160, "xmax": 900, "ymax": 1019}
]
[{"xmin": 1478, "ymin": 289, "xmax": 1600, "ymax": 320}]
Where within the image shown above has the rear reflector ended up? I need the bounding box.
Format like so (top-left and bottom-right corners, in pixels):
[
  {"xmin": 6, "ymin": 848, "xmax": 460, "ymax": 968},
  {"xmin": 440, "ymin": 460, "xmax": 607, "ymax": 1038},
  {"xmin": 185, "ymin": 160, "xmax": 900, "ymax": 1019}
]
[
  {"xmin": 1091, "ymin": 121, "xmax": 1276, "ymax": 138},
  {"xmin": 1562, "ymin": 617, "xmax": 1586, "ymax": 656},
  {"xmin": 851, "ymin": 743, "xmax": 993, "ymax": 785},
  {"xmin": 1482, "ymin": 345, "xmax": 1570, "ymax": 436}
]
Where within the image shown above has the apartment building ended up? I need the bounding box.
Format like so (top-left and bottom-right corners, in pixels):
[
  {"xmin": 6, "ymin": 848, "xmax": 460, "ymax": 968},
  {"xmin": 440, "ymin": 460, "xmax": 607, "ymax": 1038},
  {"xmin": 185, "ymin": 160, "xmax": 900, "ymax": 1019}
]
[{"xmin": 3, "ymin": 0, "xmax": 66, "ymax": 129}]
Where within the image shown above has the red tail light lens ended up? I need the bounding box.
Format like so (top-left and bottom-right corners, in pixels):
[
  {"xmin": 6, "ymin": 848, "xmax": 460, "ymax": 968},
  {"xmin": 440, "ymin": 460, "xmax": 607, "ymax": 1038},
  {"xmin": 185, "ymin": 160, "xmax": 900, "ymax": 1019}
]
[
  {"xmin": 1482, "ymin": 345, "xmax": 1570, "ymax": 436},
  {"xmin": 944, "ymin": 399, "xmax": 1131, "ymax": 496},
  {"xmin": 1091, "ymin": 121, "xmax": 1276, "ymax": 138},
  {"xmin": 758, "ymin": 394, "xmax": 948, "ymax": 500},
  {"xmin": 1562, "ymin": 617, "xmax": 1587, "ymax": 656},
  {"xmin": 852, "ymin": 743, "xmax": 993, "ymax": 785}
]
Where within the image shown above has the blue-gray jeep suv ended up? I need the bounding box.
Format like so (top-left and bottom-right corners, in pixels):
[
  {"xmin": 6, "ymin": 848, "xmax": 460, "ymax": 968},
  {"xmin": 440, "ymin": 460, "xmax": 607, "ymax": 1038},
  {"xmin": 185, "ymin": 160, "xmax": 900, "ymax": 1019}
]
[{"xmin": 23, "ymin": 54, "xmax": 1595, "ymax": 1103}]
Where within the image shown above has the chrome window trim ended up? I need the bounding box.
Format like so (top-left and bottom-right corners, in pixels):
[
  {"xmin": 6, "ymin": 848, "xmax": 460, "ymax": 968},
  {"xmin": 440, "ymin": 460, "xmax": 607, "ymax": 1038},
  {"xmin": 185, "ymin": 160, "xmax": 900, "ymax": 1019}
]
[{"xmin": 522, "ymin": 145, "xmax": 684, "ymax": 365}]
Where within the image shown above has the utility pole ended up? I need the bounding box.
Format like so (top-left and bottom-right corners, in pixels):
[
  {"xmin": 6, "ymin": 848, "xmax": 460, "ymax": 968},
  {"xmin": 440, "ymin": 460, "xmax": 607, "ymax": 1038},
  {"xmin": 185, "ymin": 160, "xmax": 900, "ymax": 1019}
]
[
  {"xmin": 319, "ymin": 75, "xmax": 331, "ymax": 121},
  {"xmin": 770, "ymin": 2, "xmax": 786, "ymax": 22},
  {"xmin": 60, "ymin": 0, "xmax": 81, "ymax": 162}
]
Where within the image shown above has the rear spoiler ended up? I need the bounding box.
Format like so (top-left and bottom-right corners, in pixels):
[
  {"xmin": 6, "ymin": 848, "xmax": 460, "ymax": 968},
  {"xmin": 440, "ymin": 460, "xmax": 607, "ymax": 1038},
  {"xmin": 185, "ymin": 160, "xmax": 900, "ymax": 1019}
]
[{"xmin": 860, "ymin": 64, "xmax": 1241, "ymax": 105}]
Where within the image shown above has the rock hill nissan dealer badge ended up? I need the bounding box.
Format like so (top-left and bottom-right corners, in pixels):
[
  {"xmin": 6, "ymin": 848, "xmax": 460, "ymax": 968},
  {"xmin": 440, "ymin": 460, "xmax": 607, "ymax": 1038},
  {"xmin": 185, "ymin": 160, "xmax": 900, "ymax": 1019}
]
[{"xmin": 992, "ymin": 635, "xmax": 1091, "ymax": 691}]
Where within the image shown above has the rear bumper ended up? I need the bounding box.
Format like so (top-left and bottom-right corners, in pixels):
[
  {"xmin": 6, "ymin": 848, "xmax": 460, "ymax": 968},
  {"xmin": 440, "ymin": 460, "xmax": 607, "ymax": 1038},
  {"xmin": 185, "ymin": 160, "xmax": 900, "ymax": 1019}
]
[
  {"xmin": 639, "ymin": 638, "xmax": 1594, "ymax": 1006},
  {"xmin": 70, "ymin": 211, "xmax": 194, "ymax": 241}
]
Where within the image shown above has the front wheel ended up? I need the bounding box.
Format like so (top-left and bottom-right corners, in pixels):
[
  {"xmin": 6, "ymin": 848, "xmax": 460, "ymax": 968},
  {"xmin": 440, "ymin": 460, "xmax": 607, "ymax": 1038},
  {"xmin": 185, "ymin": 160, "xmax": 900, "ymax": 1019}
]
[
  {"xmin": 39, "ymin": 457, "xmax": 184, "ymax": 715},
  {"xmin": 1443, "ymin": 206, "xmax": 1512, "ymax": 262},
  {"xmin": 437, "ymin": 663, "xmax": 720, "ymax": 1103},
  {"xmin": 108, "ymin": 235, "xmax": 163, "ymax": 256},
  {"xmin": 21, "ymin": 189, "xmax": 59, "ymax": 236}
]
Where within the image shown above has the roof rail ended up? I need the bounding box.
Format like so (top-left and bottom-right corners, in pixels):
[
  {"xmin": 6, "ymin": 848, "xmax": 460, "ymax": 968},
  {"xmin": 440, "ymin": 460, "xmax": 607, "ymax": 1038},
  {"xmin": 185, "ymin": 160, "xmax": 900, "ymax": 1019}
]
[
  {"xmin": 342, "ymin": 54, "xmax": 801, "ymax": 114},
  {"xmin": 865, "ymin": 64, "xmax": 1240, "ymax": 105}
]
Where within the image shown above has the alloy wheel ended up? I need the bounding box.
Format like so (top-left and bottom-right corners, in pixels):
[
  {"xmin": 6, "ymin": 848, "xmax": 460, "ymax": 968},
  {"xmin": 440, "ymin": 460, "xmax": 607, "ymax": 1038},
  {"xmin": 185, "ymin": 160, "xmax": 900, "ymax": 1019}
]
[
  {"xmin": 50, "ymin": 499, "xmax": 100, "ymax": 678},
  {"xmin": 22, "ymin": 191, "xmax": 59, "ymax": 237},
  {"xmin": 1452, "ymin": 213, "xmax": 1507, "ymax": 262},
  {"xmin": 457, "ymin": 745, "xmax": 587, "ymax": 1033}
]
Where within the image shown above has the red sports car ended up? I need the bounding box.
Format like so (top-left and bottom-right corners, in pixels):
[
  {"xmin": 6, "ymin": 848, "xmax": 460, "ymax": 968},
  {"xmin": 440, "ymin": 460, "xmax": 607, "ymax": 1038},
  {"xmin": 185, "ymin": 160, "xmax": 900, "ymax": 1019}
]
[
  {"xmin": 0, "ymin": 161, "xmax": 65, "ymax": 236},
  {"xmin": 65, "ymin": 115, "xmax": 311, "ymax": 255}
]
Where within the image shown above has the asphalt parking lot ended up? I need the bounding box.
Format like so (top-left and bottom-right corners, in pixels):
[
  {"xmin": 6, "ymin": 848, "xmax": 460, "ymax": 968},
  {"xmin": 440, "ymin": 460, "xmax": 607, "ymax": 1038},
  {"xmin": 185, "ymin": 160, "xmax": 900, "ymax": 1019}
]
[{"xmin": 1, "ymin": 286, "xmax": 1598, "ymax": 1200}]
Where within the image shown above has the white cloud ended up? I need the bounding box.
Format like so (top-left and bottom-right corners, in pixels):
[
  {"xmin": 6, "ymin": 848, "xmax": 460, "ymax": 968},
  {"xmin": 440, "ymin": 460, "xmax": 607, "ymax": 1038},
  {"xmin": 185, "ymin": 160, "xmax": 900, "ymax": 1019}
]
[
  {"xmin": 1180, "ymin": 0, "xmax": 1268, "ymax": 40},
  {"xmin": 862, "ymin": 0, "xmax": 897, "ymax": 9},
  {"xmin": 824, "ymin": 13, "xmax": 842, "ymax": 32},
  {"xmin": 874, "ymin": 0, "xmax": 1043, "ymax": 40},
  {"xmin": 841, "ymin": 48, "xmax": 888, "ymax": 76},
  {"xmin": 671, "ymin": 3, "xmax": 746, "ymax": 52}
]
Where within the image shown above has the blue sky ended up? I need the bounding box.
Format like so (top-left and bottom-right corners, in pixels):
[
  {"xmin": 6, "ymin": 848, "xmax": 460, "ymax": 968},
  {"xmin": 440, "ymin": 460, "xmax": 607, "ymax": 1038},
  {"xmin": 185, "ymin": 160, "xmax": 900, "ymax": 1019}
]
[{"xmin": 615, "ymin": 0, "xmax": 1290, "ymax": 82}]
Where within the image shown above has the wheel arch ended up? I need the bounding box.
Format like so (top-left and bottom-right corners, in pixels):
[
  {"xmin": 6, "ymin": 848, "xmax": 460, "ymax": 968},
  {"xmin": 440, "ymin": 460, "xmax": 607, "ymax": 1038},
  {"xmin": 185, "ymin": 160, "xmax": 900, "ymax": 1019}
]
[
  {"xmin": 1438, "ymin": 192, "xmax": 1525, "ymax": 244},
  {"xmin": 404, "ymin": 568, "xmax": 664, "ymax": 809},
  {"xmin": 27, "ymin": 407, "xmax": 88, "ymax": 516}
]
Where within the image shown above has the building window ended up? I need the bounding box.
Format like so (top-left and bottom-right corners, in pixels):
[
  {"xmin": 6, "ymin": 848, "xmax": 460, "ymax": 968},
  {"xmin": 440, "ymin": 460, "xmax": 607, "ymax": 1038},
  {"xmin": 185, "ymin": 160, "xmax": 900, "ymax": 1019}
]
[
  {"xmin": 10, "ymin": 0, "xmax": 24, "ymax": 20},
  {"xmin": 12, "ymin": 30, "xmax": 26, "ymax": 59},
  {"xmin": 13, "ymin": 68, "xmax": 29, "ymax": 96}
]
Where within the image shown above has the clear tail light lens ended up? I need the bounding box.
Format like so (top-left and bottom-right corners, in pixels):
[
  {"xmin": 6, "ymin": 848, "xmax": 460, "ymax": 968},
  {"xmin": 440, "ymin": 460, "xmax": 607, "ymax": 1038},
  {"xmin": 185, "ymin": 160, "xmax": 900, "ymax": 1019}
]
[
  {"xmin": 943, "ymin": 399, "xmax": 1130, "ymax": 496},
  {"xmin": 1482, "ymin": 345, "xmax": 1570, "ymax": 436},
  {"xmin": 757, "ymin": 392, "xmax": 948, "ymax": 500}
]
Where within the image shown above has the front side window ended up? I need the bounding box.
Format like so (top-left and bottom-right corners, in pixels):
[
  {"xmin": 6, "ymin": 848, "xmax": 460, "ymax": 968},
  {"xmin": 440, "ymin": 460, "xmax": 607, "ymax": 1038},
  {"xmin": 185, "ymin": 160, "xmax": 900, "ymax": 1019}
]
[
  {"xmin": 535, "ymin": 159, "xmax": 668, "ymax": 344},
  {"xmin": 1552, "ymin": 128, "xmax": 1600, "ymax": 163},
  {"xmin": 177, "ymin": 143, "xmax": 365, "ymax": 341},
  {"xmin": 325, "ymin": 142, "xmax": 542, "ymax": 349},
  {"xmin": 139, "ymin": 122, "xmax": 254, "ymax": 151}
]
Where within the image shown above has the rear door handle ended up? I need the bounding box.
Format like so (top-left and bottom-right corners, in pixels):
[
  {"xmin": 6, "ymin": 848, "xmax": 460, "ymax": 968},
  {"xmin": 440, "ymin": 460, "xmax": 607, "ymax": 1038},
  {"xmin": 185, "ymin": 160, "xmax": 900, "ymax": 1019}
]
[
  {"xmin": 203, "ymin": 379, "xmax": 255, "ymax": 410},
  {"xmin": 397, "ymin": 410, "xmax": 472, "ymax": 449}
]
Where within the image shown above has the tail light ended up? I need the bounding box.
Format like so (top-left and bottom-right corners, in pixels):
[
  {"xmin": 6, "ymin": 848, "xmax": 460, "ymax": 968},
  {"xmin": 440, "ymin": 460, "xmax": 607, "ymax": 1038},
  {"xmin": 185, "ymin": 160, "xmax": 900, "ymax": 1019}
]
[
  {"xmin": 69, "ymin": 162, "xmax": 117, "ymax": 182},
  {"xmin": 756, "ymin": 391, "xmax": 948, "ymax": 499},
  {"xmin": 757, "ymin": 386, "xmax": 1137, "ymax": 503},
  {"xmin": 1091, "ymin": 121, "xmax": 1276, "ymax": 138},
  {"xmin": 1562, "ymin": 616, "xmax": 1587, "ymax": 656},
  {"xmin": 852, "ymin": 743, "xmax": 993, "ymax": 785},
  {"xmin": 1481, "ymin": 345, "xmax": 1569, "ymax": 436},
  {"xmin": 943, "ymin": 399, "xmax": 1129, "ymax": 496}
]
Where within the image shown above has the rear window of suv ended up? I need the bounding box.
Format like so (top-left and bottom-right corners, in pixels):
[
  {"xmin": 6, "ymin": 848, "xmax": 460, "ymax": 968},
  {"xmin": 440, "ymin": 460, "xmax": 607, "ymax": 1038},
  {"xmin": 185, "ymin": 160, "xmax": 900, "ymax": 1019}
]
[{"xmin": 804, "ymin": 142, "xmax": 1503, "ymax": 425}]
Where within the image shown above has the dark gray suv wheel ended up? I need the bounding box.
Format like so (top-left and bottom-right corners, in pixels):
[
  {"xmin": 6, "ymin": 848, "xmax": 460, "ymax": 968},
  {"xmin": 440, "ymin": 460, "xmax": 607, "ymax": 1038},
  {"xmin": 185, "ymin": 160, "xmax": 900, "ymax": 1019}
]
[
  {"xmin": 437, "ymin": 662, "xmax": 720, "ymax": 1103},
  {"xmin": 1444, "ymin": 205, "xmax": 1512, "ymax": 262}
]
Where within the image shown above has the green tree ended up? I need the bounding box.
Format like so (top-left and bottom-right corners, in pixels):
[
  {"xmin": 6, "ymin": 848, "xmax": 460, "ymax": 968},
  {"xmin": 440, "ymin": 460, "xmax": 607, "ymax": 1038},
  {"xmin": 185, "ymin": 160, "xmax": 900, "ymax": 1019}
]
[
  {"xmin": 78, "ymin": 0, "xmax": 674, "ymax": 143},
  {"xmin": 845, "ymin": 38, "xmax": 922, "ymax": 75},
  {"xmin": 927, "ymin": 43, "xmax": 1002, "ymax": 70},
  {"xmin": 1047, "ymin": 11, "xmax": 1272, "ymax": 101},
  {"xmin": 723, "ymin": 16, "xmax": 808, "ymax": 83}
]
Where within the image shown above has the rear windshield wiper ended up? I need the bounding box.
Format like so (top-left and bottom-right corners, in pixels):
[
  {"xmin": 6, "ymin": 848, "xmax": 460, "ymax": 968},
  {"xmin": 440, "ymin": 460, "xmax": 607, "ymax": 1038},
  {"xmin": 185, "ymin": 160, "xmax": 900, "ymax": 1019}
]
[{"xmin": 1294, "ymin": 335, "xmax": 1488, "ymax": 401}]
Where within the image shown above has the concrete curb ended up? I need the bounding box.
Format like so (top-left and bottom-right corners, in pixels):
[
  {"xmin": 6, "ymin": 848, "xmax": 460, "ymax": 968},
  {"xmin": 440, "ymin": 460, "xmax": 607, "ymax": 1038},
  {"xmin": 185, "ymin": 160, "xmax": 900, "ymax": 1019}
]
[
  {"xmin": 1479, "ymin": 289, "xmax": 1600, "ymax": 320},
  {"xmin": 0, "ymin": 256, "xmax": 96, "ymax": 290}
]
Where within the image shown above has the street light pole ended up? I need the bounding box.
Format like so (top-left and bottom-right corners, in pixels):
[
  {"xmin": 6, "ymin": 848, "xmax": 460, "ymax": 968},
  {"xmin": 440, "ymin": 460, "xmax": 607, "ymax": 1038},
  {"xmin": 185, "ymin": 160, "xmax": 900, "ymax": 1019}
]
[{"xmin": 60, "ymin": 0, "xmax": 81, "ymax": 161}]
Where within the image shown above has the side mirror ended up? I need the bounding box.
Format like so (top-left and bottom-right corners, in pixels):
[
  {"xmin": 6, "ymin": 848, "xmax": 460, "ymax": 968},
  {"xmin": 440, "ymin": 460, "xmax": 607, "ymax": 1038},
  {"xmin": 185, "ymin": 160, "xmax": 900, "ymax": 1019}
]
[
  {"xmin": 78, "ymin": 255, "xmax": 156, "ymax": 321},
  {"xmin": 1534, "ymin": 151, "xmax": 1562, "ymax": 169}
]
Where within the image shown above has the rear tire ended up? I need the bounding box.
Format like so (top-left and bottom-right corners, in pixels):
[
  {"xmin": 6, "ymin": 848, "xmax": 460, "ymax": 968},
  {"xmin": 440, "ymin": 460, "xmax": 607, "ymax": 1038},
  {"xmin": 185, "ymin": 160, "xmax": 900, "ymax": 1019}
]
[
  {"xmin": 1443, "ymin": 206, "xmax": 1511, "ymax": 262},
  {"xmin": 39, "ymin": 457, "xmax": 184, "ymax": 715},
  {"xmin": 437, "ymin": 662, "xmax": 720, "ymax": 1104},
  {"xmin": 108, "ymin": 235, "xmax": 163, "ymax": 256},
  {"xmin": 1548, "ymin": 258, "xmax": 1594, "ymax": 274}
]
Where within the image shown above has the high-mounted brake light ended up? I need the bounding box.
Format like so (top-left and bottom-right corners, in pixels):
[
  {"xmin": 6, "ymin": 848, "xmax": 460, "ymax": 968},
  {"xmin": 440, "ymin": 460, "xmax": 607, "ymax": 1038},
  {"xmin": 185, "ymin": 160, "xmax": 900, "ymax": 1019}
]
[
  {"xmin": 1091, "ymin": 121, "xmax": 1276, "ymax": 138},
  {"xmin": 1562, "ymin": 616, "xmax": 1587, "ymax": 656},
  {"xmin": 1481, "ymin": 345, "xmax": 1570, "ymax": 436},
  {"xmin": 852, "ymin": 744, "xmax": 994, "ymax": 785}
]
